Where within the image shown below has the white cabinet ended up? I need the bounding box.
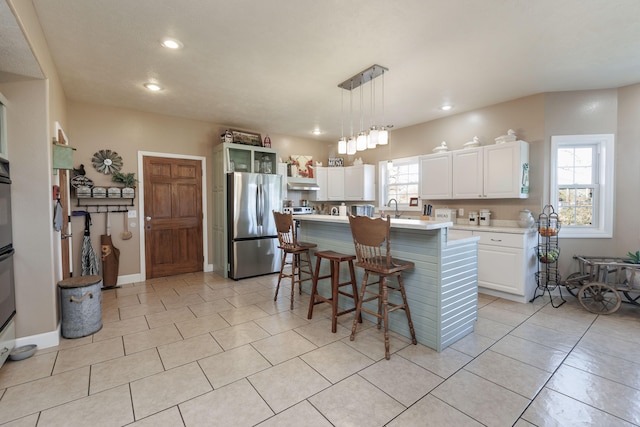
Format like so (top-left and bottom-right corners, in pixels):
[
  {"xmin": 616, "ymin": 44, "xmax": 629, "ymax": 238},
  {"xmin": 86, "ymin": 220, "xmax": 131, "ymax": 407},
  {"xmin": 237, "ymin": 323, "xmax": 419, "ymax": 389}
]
[
  {"xmin": 420, "ymin": 152, "xmax": 452, "ymax": 199},
  {"xmin": 452, "ymin": 148, "xmax": 483, "ymax": 198},
  {"xmin": 474, "ymin": 230, "xmax": 537, "ymax": 303},
  {"xmin": 327, "ymin": 167, "xmax": 345, "ymax": 200},
  {"xmin": 314, "ymin": 165, "xmax": 374, "ymax": 201},
  {"xmin": 344, "ymin": 164, "xmax": 375, "ymax": 200},
  {"xmin": 483, "ymin": 141, "xmax": 529, "ymax": 198},
  {"xmin": 452, "ymin": 141, "xmax": 529, "ymax": 199},
  {"xmin": 216, "ymin": 142, "xmax": 278, "ymax": 174},
  {"xmin": 446, "ymin": 228, "xmax": 537, "ymax": 302},
  {"xmin": 313, "ymin": 166, "xmax": 328, "ymax": 201}
]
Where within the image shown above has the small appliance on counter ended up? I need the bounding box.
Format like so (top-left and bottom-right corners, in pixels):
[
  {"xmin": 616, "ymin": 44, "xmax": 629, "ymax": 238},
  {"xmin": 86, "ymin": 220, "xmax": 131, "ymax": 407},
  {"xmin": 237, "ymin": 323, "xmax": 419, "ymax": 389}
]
[
  {"xmin": 350, "ymin": 204, "xmax": 375, "ymax": 217},
  {"xmin": 283, "ymin": 206, "xmax": 313, "ymax": 215},
  {"xmin": 434, "ymin": 208, "xmax": 457, "ymax": 223}
]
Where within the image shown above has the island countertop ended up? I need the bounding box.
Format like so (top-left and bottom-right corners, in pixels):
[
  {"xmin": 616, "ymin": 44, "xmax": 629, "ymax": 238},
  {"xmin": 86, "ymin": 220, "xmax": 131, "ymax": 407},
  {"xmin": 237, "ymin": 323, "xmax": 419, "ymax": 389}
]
[{"xmin": 293, "ymin": 214, "xmax": 452, "ymax": 231}]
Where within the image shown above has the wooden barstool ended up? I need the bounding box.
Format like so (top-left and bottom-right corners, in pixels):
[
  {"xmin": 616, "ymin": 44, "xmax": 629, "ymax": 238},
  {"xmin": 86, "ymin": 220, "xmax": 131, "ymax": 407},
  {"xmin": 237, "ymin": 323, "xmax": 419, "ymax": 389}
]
[
  {"xmin": 307, "ymin": 250, "xmax": 362, "ymax": 332},
  {"xmin": 273, "ymin": 211, "xmax": 316, "ymax": 309},
  {"xmin": 348, "ymin": 215, "xmax": 417, "ymax": 359}
]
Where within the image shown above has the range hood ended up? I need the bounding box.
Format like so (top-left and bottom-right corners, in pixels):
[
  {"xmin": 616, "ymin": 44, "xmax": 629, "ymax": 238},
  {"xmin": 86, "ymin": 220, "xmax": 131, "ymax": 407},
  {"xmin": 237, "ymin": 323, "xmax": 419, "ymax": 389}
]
[{"xmin": 287, "ymin": 177, "xmax": 319, "ymax": 191}]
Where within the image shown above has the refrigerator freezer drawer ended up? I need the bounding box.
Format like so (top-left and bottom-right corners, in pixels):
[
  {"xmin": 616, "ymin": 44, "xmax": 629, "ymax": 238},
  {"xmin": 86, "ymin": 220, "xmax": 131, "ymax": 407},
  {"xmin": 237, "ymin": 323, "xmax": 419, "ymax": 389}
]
[{"xmin": 229, "ymin": 238, "xmax": 282, "ymax": 280}]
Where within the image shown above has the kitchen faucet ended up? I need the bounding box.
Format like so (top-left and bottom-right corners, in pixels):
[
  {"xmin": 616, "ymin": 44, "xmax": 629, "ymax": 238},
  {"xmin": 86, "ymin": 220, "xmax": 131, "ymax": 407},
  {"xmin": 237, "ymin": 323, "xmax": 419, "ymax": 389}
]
[{"xmin": 387, "ymin": 198, "xmax": 400, "ymax": 218}]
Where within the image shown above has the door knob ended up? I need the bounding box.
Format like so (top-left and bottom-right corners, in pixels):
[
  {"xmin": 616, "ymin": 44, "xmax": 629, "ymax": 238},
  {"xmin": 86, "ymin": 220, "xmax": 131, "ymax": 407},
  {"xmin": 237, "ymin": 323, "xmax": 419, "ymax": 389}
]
[{"xmin": 146, "ymin": 216, "xmax": 152, "ymax": 221}]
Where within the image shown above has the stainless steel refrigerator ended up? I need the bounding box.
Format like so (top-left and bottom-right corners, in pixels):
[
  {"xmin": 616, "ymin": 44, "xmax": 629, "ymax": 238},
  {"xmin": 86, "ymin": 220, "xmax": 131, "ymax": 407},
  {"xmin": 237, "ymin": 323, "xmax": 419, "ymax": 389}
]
[{"xmin": 227, "ymin": 172, "xmax": 282, "ymax": 279}]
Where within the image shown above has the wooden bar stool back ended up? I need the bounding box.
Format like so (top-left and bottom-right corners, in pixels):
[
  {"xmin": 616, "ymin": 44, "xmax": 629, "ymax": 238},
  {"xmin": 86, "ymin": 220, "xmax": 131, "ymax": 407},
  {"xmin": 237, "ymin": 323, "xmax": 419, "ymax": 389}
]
[
  {"xmin": 272, "ymin": 211, "xmax": 316, "ymax": 309},
  {"xmin": 307, "ymin": 250, "xmax": 362, "ymax": 332},
  {"xmin": 348, "ymin": 215, "xmax": 417, "ymax": 359}
]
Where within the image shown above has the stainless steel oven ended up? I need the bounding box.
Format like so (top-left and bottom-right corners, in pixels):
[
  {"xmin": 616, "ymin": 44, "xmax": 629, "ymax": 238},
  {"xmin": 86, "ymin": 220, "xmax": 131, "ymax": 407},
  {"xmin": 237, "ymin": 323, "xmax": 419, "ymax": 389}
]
[{"xmin": 0, "ymin": 158, "xmax": 15, "ymax": 332}]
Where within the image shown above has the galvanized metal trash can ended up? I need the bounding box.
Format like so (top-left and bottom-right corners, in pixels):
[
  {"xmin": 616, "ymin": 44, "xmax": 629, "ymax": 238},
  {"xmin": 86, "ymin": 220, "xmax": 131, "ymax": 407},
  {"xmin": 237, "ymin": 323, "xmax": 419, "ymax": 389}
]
[{"xmin": 58, "ymin": 275, "xmax": 103, "ymax": 338}]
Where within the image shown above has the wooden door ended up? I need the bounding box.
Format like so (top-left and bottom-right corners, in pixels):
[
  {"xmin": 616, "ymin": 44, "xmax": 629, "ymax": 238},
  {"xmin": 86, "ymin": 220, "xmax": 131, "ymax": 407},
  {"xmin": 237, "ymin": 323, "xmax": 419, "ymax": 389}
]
[
  {"xmin": 58, "ymin": 128, "xmax": 71, "ymax": 279},
  {"xmin": 143, "ymin": 156, "xmax": 203, "ymax": 279}
]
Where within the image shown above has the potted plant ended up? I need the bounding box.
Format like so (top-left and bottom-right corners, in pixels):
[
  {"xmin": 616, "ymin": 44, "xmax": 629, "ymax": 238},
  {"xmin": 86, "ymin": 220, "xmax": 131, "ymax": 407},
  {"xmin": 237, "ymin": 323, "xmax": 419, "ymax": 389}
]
[
  {"xmin": 112, "ymin": 172, "xmax": 137, "ymax": 198},
  {"xmin": 112, "ymin": 172, "xmax": 137, "ymax": 187},
  {"xmin": 625, "ymin": 250, "xmax": 640, "ymax": 289}
]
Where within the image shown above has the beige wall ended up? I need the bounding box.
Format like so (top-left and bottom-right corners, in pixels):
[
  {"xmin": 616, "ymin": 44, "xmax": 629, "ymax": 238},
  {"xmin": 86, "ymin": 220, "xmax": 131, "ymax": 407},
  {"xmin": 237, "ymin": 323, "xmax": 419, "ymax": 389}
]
[
  {"xmin": 544, "ymin": 89, "xmax": 619, "ymax": 276},
  {"xmin": 68, "ymin": 101, "xmax": 323, "ymax": 276},
  {"xmin": 3, "ymin": 0, "xmax": 68, "ymax": 338}
]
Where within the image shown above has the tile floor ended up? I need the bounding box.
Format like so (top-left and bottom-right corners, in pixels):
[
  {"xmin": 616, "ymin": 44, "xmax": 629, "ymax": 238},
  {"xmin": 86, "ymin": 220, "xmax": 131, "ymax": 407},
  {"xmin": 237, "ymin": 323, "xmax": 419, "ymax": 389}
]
[{"xmin": 1, "ymin": 272, "xmax": 639, "ymax": 426}]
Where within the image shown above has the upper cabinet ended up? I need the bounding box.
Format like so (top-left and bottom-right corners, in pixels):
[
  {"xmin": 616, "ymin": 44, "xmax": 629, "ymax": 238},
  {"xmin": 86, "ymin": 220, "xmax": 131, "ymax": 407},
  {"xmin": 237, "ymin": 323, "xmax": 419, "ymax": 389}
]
[
  {"xmin": 313, "ymin": 165, "xmax": 374, "ymax": 201},
  {"xmin": 452, "ymin": 141, "xmax": 529, "ymax": 199},
  {"xmin": 419, "ymin": 152, "xmax": 452, "ymax": 200},
  {"xmin": 344, "ymin": 165, "xmax": 375, "ymax": 201},
  {"xmin": 216, "ymin": 142, "xmax": 278, "ymax": 174}
]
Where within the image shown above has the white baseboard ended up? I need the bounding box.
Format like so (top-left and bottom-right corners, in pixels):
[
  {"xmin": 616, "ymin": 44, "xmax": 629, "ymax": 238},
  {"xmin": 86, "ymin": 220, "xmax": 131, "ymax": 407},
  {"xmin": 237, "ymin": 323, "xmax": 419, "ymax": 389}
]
[
  {"xmin": 16, "ymin": 324, "xmax": 61, "ymax": 350},
  {"xmin": 117, "ymin": 273, "xmax": 142, "ymax": 285},
  {"xmin": 204, "ymin": 263, "xmax": 213, "ymax": 272}
]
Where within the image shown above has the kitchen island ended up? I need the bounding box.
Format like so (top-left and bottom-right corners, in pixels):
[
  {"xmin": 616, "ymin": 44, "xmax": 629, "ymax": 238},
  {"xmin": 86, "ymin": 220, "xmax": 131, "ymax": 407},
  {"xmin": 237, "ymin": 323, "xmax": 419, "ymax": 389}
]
[{"xmin": 294, "ymin": 214, "xmax": 479, "ymax": 352}]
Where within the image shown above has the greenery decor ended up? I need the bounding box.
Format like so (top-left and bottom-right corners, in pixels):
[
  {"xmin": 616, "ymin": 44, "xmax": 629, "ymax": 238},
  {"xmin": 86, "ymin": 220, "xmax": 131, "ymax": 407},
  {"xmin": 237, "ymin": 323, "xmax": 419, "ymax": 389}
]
[
  {"xmin": 112, "ymin": 172, "xmax": 137, "ymax": 188},
  {"xmin": 626, "ymin": 250, "xmax": 640, "ymax": 264}
]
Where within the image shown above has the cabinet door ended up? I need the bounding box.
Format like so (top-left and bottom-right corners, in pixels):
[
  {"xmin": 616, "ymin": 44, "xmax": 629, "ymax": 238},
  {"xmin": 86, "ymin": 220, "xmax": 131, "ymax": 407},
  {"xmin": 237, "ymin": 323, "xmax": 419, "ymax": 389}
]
[
  {"xmin": 327, "ymin": 167, "xmax": 345, "ymax": 200},
  {"xmin": 419, "ymin": 153, "xmax": 452, "ymax": 199},
  {"xmin": 313, "ymin": 166, "xmax": 328, "ymax": 201},
  {"xmin": 343, "ymin": 165, "xmax": 375, "ymax": 201},
  {"xmin": 452, "ymin": 147, "xmax": 483, "ymax": 198},
  {"xmin": 477, "ymin": 245, "xmax": 524, "ymax": 295},
  {"xmin": 484, "ymin": 141, "xmax": 528, "ymax": 198},
  {"xmin": 277, "ymin": 163, "xmax": 288, "ymax": 200}
]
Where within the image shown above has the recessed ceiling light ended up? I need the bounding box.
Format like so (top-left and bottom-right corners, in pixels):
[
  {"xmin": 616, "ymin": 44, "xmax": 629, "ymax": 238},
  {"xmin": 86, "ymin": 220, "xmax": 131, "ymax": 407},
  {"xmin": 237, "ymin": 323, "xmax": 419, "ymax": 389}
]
[
  {"xmin": 144, "ymin": 83, "xmax": 162, "ymax": 91},
  {"xmin": 160, "ymin": 38, "xmax": 183, "ymax": 49},
  {"xmin": 312, "ymin": 129, "xmax": 322, "ymax": 136},
  {"xmin": 440, "ymin": 105, "xmax": 453, "ymax": 111}
]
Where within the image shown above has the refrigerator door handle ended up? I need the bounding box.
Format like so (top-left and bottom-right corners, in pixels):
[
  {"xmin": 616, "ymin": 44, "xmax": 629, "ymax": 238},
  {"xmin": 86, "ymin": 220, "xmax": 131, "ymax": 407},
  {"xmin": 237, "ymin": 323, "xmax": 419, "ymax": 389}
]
[{"xmin": 257, "ymin": 183, "xmax": 264, "ymax": 228}]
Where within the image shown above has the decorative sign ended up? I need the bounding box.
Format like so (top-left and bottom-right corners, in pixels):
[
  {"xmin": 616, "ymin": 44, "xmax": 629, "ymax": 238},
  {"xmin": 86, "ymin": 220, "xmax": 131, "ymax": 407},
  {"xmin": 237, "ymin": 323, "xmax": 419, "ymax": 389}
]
[{"xmin": 328, "ymin": 157, "xmax": 344, "ymax": 167}]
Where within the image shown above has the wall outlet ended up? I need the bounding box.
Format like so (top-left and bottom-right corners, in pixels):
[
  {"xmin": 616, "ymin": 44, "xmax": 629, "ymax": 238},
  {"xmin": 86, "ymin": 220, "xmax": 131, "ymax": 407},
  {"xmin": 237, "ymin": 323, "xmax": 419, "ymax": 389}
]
[{"xmin": 458, "ymin": 208, "xmax": 464, "ymax": 216}]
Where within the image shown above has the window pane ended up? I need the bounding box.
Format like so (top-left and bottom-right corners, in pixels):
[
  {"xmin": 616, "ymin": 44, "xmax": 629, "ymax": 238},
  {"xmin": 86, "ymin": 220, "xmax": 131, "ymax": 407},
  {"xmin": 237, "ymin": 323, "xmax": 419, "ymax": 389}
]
[
  {"xmin": 557, "ymin": 167, "xmax": 574, "ymax": 185},
  {"xmin": 574, "ymin": 167, "xmax": 592, "ymax": 184},
  {"xmin": 574, "ymin": 147, "xmax": 593, "ymax": 167},
  {"xmin": 557, "ymin": 187, "xmax": 593, "ymax": 226},
  {"xmin": 557, "ymin": 148, "xmax": 575, "ymax": 167}
]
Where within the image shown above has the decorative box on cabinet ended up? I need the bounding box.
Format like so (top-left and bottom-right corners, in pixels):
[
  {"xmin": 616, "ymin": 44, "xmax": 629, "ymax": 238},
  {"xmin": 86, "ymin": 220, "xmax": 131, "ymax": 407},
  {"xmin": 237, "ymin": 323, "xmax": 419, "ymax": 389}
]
[
  {"xmin": 452, "ymin": 141, "xmax": 529, "ymax": 199},
  {"xmin": 420, "ymin": 152, "xmax": 452, "ymax": 199}
]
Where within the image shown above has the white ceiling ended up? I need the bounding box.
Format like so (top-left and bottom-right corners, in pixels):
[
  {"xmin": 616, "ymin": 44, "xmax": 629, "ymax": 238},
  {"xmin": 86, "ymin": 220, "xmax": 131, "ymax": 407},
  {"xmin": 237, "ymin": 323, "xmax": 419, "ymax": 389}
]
[{"xmin": 2, "ymin": 0, "xmax": 640, "ymax": 141}]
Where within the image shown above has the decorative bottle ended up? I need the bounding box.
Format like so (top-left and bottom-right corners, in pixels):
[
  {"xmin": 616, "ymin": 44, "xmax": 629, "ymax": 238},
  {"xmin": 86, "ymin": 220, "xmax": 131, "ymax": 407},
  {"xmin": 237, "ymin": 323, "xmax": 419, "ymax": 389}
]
[{"xmin": 263, "ymin": 135, "xmax": 271, "ymax": 148}]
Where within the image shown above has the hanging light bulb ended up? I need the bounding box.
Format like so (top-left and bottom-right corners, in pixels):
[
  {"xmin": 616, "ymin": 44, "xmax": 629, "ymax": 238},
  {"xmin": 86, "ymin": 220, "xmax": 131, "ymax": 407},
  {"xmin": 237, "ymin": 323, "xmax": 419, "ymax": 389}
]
[
  {"xmin": 337, "ymin": 88, "xmax": 347, "ymax": 154},
  {"xmin": 377, "ymin": 70, "xmax": 389, "ymax": 145},
  {"xmin": 347, "ymin": 80, "xmax": 357, "ymax": 155},
  {"xmin": 368, "ymin": 76, "xmax": 378, "ymax": 148},
  {"xmin": 356, "ymin": 77, "xmax": 367, "ymax": 151}
]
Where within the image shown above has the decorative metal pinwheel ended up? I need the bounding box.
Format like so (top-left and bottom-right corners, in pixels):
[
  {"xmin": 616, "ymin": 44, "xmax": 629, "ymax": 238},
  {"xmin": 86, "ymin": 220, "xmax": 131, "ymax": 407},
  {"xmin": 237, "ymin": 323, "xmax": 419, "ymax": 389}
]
[{"xmin": 91, "ymin": 149, "xmax": 123, "ymax": 175}]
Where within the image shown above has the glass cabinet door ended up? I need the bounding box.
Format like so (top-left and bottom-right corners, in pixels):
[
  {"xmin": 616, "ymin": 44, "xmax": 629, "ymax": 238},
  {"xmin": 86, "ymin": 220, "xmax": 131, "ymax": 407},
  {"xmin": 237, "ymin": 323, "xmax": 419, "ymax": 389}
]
[
  {"xmin": 254, "ymin": 150, "xmax": 277, "ymax": 174},
  {"xmin": 227, "ymin": 148, "xmax": 251, "ymax": 172}
]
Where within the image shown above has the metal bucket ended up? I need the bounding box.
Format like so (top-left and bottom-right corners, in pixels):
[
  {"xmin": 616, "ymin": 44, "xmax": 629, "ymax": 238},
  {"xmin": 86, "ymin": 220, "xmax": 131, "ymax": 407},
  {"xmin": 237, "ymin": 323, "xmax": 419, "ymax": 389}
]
[{"xmin": 58, "ymin": 275, "xmax": 103, "ymax": 338}]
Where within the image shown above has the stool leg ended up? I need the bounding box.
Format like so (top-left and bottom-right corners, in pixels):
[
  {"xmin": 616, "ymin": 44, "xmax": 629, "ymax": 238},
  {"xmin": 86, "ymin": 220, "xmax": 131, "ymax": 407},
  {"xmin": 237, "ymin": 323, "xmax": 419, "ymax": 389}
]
[
  {"xmin": 300, "ymin": 250, "xmax": 311, "ymax": 294},
  {"xmin": 330, "ymin": 260, "xmax": 339, "ymax": 333},
  {"xmin": 347, "ymin": 260, "xmax": 362, "ymax": 324},
  {"xmin": 351, "ymin": 271, "xmax": 369, "ymax": 341},
  {"xmin": 398, "ymin": 274, "xmax": 418, "ymax": 345},
  {"xmin": 381, "ymin": 277, "xmax": 391, "ymax": 360},
  {"xmin": 307, "ymin": 255, "xmax": 322, "ymax": 320},
  {"xmin": 377, "ymin": 278, "xmax": 383, "ymax": 330},
  {"xmin": 274, "ymin": 250, "xmax": 286, "ymax": 302},
  {"xmin": 290, "ymin": 253, "xmax": 299, "ymax": 310}
]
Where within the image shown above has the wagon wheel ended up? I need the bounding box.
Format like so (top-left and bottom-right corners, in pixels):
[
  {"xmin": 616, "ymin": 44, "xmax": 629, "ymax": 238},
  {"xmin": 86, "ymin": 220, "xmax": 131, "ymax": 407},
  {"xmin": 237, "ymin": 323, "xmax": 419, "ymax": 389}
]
[
  {"xmin": 577, "ymin": 282, "xmax": 622, "ymax": 314},
  {"xmin": 564, "ymin": 272, "xmax": 589, "ymax": 298}
]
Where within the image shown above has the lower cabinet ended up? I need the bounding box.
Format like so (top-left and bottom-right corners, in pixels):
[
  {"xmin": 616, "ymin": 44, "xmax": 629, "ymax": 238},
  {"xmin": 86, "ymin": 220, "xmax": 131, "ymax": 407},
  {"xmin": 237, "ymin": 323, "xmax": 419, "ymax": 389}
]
[{"xmin": 449, "ymin": 228, "xmax": 536, "ymax": 303}]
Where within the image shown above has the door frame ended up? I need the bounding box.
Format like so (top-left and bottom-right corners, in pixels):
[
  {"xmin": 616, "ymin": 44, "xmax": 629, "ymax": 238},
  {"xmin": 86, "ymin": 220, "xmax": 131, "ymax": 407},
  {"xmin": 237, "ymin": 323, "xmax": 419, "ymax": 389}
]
[{"xmin": 137, "ymin": 151, "xmax": 210, "ymax": 279}]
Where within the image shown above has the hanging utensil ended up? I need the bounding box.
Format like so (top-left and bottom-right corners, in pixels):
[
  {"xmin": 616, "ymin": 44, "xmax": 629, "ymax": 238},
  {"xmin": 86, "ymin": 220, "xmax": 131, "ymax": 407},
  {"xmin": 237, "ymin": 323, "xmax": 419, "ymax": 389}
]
[{"xmin": 121, "ymin": 210, "xmax": 133, "ymax": 240}]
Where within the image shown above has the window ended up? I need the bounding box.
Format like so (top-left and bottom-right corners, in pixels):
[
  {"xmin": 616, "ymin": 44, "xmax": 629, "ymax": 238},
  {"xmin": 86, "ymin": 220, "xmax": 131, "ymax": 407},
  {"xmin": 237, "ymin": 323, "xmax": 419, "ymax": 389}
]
[
  {"xmin": 550, "ymin": 134, "xmax": 614, "ymax": 238},
  {"xmin": 378, "ymin": 156, "xmax": 420, "ymax": 207}
]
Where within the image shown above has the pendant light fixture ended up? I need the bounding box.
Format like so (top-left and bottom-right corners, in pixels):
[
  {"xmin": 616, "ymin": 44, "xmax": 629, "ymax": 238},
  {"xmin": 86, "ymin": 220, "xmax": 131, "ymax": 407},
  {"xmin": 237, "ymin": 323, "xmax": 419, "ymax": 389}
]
[
  {"xmin": 337, "ymin": 88, "xmax": 347, "ymax": 154},
  {"xmin": 337, "ymin": 64, "xmax": 390, "ymax": 154},
  {"xmin": 377, "ymin": 69, "xmax": 389, "ymax": 145},
  {"xmin": 346, "ymin": 80, "xmax": 357, "ymax": 155}
]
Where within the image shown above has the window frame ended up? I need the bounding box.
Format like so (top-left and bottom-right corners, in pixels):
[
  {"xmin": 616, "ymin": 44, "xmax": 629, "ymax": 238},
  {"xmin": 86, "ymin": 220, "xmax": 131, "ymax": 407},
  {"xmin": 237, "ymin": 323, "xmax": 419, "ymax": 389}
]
[
  {"xmin": 378, "ymin": 156, "xmax": 421, "ymax": 211},
  {"xmin": 550, "ymin": 134, "xmax": 614, "ymax": 238}
]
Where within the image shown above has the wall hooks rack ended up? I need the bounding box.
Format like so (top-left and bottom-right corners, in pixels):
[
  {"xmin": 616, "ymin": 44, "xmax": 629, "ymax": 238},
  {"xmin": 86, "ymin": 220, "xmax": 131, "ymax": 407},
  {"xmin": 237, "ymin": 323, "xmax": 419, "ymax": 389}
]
[{"xmin": 76, "ymin": 197, "xmax": 134, "ymax": 213}]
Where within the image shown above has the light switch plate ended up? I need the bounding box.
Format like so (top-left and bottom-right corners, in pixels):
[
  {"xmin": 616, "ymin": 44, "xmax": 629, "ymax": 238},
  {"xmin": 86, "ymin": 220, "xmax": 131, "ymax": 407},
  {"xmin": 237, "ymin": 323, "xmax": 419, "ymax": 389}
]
[
  {"xmin": 458, "ymin": 208, "xmax": 464, "ymax": 216},
  {"xmin": 128, "ymin": 210, "xmax": 137, "ymax": 219}
]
